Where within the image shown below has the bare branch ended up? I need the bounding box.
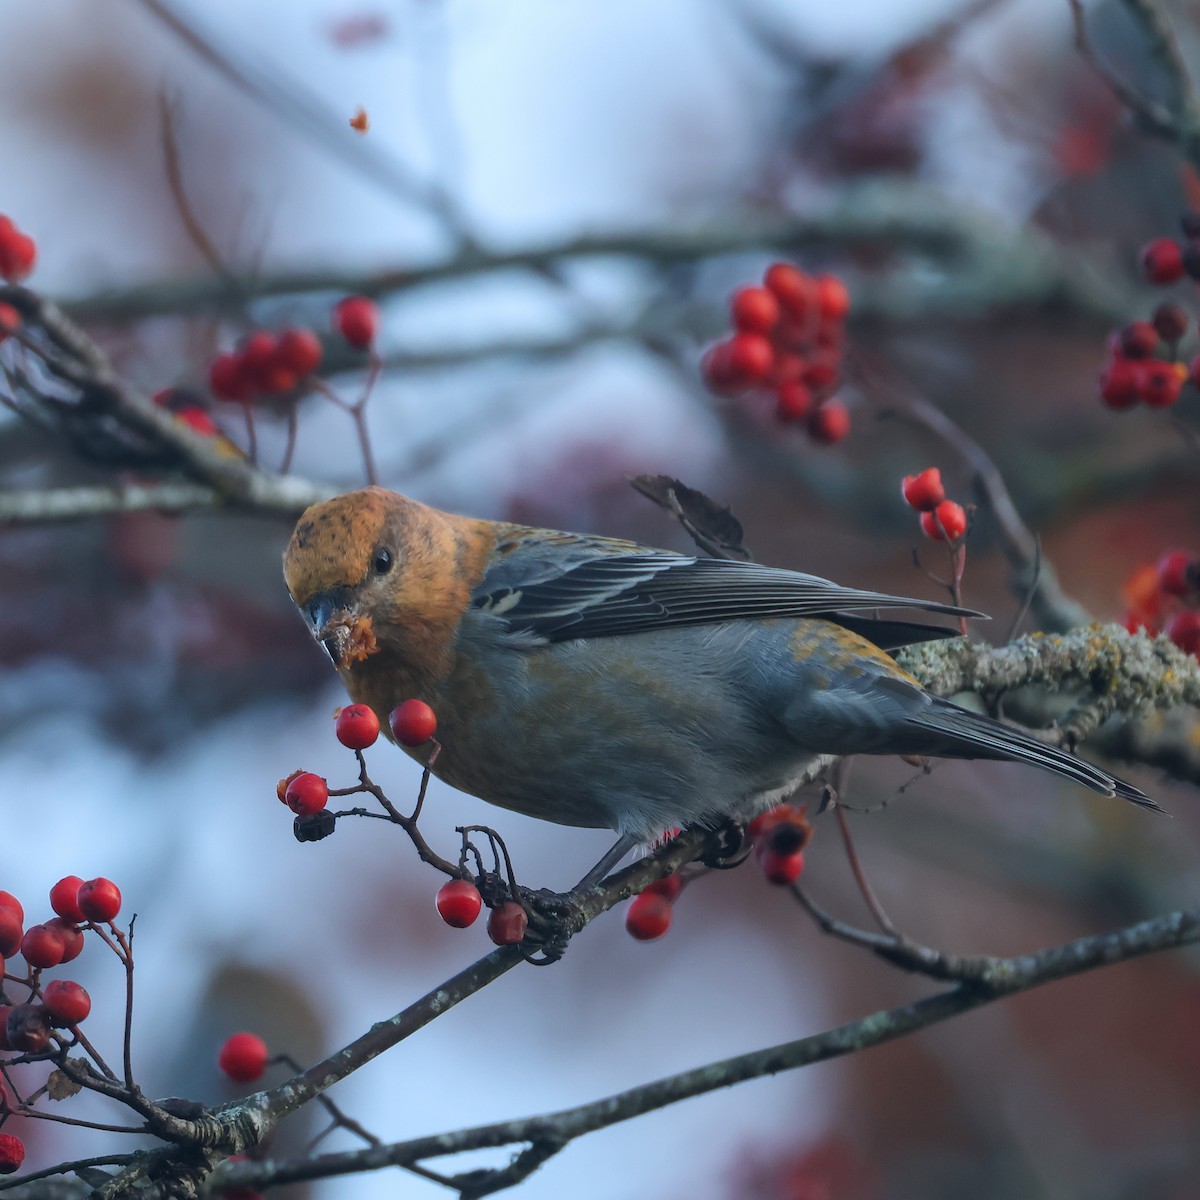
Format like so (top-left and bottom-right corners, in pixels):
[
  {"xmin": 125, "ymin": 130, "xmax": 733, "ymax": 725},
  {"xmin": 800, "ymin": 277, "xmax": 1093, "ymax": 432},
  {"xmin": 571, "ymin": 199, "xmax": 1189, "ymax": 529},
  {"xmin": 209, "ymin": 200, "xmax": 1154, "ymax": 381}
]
[
  {"xmin": 56, "ymin": 184, "xmax": 1136, "ymax": 326},
  {"xmin": 1068, "ymin": 0, "xmax": 1200, "ymax": 166},
  {"xmin": 213, "ymin": 904, "xmax": 1200, "ymax": 1193}
]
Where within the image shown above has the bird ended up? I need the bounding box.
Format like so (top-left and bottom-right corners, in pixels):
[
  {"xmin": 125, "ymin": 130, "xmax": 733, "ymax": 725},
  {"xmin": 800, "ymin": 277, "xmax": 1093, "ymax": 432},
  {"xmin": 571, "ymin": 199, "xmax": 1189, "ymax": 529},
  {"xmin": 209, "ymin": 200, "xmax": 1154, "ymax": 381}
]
[{"xmin": 282, "ymin": 486, "xmax": 1158, "ymax": 865}]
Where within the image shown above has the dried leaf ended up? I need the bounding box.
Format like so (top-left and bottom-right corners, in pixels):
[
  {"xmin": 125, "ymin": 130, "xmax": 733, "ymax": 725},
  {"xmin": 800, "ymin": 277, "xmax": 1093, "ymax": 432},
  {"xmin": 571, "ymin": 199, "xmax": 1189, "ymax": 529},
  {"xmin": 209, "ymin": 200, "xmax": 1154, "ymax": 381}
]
[
  {"xmin": 630, "ymin": 475, "xmax": 751, "ymax": 561},
  {"xmin": 47, "ymin": 1064, "xmax": 85, "ymax": 1101}
]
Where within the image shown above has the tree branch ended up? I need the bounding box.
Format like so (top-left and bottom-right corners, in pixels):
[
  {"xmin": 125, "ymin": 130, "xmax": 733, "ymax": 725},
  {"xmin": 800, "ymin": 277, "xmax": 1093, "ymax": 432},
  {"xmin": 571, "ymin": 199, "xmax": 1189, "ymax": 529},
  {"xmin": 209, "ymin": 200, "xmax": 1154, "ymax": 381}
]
[
  {"xmin": 56, "ymin": 183, "xmax": 1137, "ymax": 326},
  {"xmin": 213, "ymin": 905, "xmax": 1200, "ymax": 1194}
]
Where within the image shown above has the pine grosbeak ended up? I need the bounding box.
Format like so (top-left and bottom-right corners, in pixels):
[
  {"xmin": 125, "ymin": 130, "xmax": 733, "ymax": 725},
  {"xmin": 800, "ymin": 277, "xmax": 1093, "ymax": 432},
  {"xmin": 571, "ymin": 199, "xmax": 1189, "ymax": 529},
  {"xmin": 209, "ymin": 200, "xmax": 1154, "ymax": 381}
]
[{"xmin": 283, "ymin": 487, "xmax": 1155, "ymax": 841}]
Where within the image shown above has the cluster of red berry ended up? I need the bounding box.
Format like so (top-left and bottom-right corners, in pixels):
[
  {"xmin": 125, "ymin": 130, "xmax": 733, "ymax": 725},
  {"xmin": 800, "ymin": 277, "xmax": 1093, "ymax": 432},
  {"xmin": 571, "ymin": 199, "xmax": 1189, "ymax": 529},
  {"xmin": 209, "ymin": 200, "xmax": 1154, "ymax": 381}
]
[
  {"xmin": 208, "ymin": 328, "xmax": 325, "ymax": 405},
  {"xmin": 433, "ymin": 879, "xmax": 529, "ymax": 945},
  {"xmin": 1095, "ymin": 218, "xmax": 1200, "ymax": 411},
  {"xmin": 900, "ymin": 467, "xmax": 968, "ymax": 543},
  {"xmin": 206, "ymin": 296, "xmax": 378, "ymax": 406},
  {"xmin": 622, "ymin": 803, "xmax": 815, "ymax": 943},
  {"xmin": 624, "ymin": 874, "xmax": 682, "ymax": 941},
  {"xmin": 701, "ymin": 263, "xmax": 852, "ymax": 444},
  {"xmin": 0, "ymin": 215, "xmax": 36, "ymax": 284},
  {"xmin": 277, "ymin": 700, "xmax": 437, "ymax": 818},
  {"xmin": 0, "ymin": 876, "xmax": 123, "ymax": 1173},
  {"xmin": 747, "ymin": 803, "xmax": 812, "ymax": 886},
  {"xmin": 1121, "ymin": 550, "xmax": 1200, "ymax": 656}
]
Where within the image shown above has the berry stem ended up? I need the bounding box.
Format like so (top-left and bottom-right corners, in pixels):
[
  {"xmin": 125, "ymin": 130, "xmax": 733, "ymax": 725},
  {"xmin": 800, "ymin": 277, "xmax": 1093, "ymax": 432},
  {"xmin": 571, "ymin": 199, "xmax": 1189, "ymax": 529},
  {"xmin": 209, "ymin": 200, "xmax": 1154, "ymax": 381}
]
[
  {"xmin": 408, "ymin": 742, "xmax": 441, "ymax": 825},
  {"xmin": 281, "ymin": 405, "xmax": 299, "ymax": 474}
]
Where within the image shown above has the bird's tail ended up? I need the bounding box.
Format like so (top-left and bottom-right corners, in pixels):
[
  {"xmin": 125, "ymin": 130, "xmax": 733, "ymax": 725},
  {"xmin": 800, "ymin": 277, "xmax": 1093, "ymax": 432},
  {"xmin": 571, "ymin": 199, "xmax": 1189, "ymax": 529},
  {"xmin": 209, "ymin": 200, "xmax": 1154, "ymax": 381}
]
[{"xmin": 907, "ymin": 697, "xmax": 1163, "ymax": 813}]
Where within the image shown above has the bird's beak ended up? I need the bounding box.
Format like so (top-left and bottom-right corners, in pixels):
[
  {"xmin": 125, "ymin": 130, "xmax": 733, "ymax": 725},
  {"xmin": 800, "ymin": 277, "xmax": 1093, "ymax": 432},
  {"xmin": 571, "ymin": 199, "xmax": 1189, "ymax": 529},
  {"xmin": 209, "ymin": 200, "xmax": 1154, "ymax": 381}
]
[{"xmin": 303, "ymin": 587, "xmax": 358, "ymax": 667}]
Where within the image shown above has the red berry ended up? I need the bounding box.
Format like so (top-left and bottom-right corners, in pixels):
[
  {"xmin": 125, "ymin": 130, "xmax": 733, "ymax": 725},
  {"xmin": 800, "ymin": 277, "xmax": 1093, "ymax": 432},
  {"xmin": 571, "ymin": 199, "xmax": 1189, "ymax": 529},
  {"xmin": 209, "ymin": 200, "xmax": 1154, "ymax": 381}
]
[
  {"xmin": 0, "ymin": 222, "xmax": 37, "ymax": 283},
  {"xmin": 276, "ymin": 768, "xmax": 306, "ymax": 805},
  {"xmin": 774, "ymin": 317, "xmax": 810, "ymax": 353},
  {"xmin": 1151, "ymin": 302, "xmax": 1188, "ymax": 341},
  {"xmin": 0, "ymin": 893, "xmax": 23, "ymax": 923},
  {"xmin": 45, "ymin": 918, "xmax": 84, "ymax": 964},
  {"xmin": 757, "ymin": 846, "xmax": 805, "ymax": 886},
  {"xmin": 20, "ymin": 924, "xmax": 65, "ymax": 970},
  {"xmin": 1140, "ymin": 360, "xmax": 1184, "ymax": 408},
  {"xmin": 486, "ymin": 901, "xmax": 528, "ymax": 946},
  {"xmin": 807, "ymin": 400, "xmax": 850, "ymax": 445},
  {"xmin": 1167, "ymin": 610, "xmax": 1200, "ymax": 655},
  {"xmin": 1119, "ymin": 321, "xmax": 1159, "ymax": 359},
  {"xmin": 747, "ymin": 803, "xmax": 812, "ymax": 847},
  {"xmin": 208, "ymin": 353, "xmax": 254, "ymax": 403},
  {"xmin": 7, "ymin": 234, "xmax": 36, "ymax": 282},
  {"xmin": 701, "ymin": 341, "xmax": 745, "ymax": 396},
  {"xmin": 763, "ymin": 263, "xmax": 812, "ymax": 316},
  {"xmin": 726, "ymin": 332, "xmax": 774, "ymax": 384},
  {"xmin": 50, "ymin": 876, "xmax": 85, "ymax": 923},
  {"xmin": 335, "ymin": 703, "xmax": 380, "ymax": 750},
  {"xmin": 274, "ymin": 327, "xmax": 323, "ymax": 376},
  {"xmin": 768, "ymin": 350, "xmax": 806, "ymax": 385},
  {"xmin": 920, "ymin": 500, "xmax": 968, "ymax": 542},
  {"xmin": 625, "ymin": 892, "xmax": 673, "ymax": 941},
  {"xmin": 43, "ymin": 980, "xmax": 91, "ymax": 1025},
  {"xmin": 730, "ymin": 287, "xmax": 780, "ymax": 335},
  {"xmin": 334, "ymin": 296, "xmax": 379, "ymax": 350},
  {"xmin": 1141, "ymin": 237, "xmax": 1185, "ymax": 284},
  {"xmin": 77, "ymin": 878, "xmax": 122, "ymax": 923},
  {"xmin": 1098, "ymin": 358, "xmax": 1143, "ymax": 409},
  {"xmin": 218, "ymin": 1032, "xmax": 269, "ymax": 1083},
  {"xmin": 284, "ymin": 772, "xmax": 328, "ymax": 816},
  {"xmin": 390, "ymin": 699, "xmax": 438, "ymax": 747},
  {"xmin": 901, "ymin": 468, "xmax": 945, "ymax": 512},
  {"xmin": 766, "ymin": 821, "xmax": 810, "ymax": 855},
  {"xmin": 176, "ymin": 406, "xmax": 220, "ymax": 436},
  {"xmin": 256, "ymin": 362, "xmax": 299, "ymax": 397},
  {"xmin": 0, "ymin": 1133, "xmax": 24, "ymax": 1174},
  {"xmin": 0, "ymin": 302, "xmax": 20, "ymax": 344},
  {"xmin": 802, "ymin": 350, "xmax": 840, "ymax": 390},
  {"xmin": 775, "ymin": 380, "xmax": 813, "ymax": 422},
  {"xmin": 6, "ymin": 1004, "xmax": 49, "ymax": 1053},
  {"xmin": 815, "ymin": 273, "xmax": 851, "ymax": 322},
  {"xmin": 643, "ymin": 875, "xmax": 683, "ymax": 901},
  {"xmin": 0, "ymin": 910, "xmax": 21, "ymax": 958},
  {"xmin": 238, "ymin": 331, "xmax": 277, "ymax": 374},
  {"xmin": 435, "ymin": 880, "xmax": 483, "ymax": 928},
  {"xmin": 1157, "ymin": 550, "xmax": 1197, "ymax": 596}
]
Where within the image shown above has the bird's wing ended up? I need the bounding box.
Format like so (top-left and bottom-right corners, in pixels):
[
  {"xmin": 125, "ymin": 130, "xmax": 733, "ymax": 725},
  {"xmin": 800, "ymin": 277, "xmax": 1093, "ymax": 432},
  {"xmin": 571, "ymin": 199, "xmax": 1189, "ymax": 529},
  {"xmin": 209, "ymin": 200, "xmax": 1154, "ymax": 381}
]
[{"xmin": 471, "ymin": 529, "xmax": 982, "ymax": 642}]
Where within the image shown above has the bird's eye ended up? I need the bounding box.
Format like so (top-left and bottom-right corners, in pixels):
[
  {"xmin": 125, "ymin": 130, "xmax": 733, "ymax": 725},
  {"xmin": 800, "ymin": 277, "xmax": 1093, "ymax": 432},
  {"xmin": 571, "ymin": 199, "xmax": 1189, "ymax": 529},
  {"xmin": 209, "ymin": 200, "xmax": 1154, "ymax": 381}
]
[{"xmin": 372, "ymin": 546, "xmax": 394, "ymax": 575}]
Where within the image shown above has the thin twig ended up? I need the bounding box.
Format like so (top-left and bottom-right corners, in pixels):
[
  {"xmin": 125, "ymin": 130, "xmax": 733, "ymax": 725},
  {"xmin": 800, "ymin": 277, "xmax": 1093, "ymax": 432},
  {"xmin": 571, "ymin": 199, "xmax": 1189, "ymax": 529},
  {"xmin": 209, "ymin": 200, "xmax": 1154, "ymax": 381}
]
[
  {"xmin": 158, "ymin": 92, "xmax": 238, "ymax": 285},
  {"xmin": 833, "ymin": 803, "xmax": 898, "ymax": 937}
]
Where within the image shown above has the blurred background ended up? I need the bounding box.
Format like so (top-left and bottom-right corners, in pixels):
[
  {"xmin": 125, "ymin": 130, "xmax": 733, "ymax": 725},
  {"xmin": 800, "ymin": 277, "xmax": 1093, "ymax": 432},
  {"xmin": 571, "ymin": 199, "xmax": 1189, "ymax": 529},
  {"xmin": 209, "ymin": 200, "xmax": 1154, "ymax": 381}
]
[{"xmin": 1, "ymin": 0, "xmax": 1199, "ymax": 1196}]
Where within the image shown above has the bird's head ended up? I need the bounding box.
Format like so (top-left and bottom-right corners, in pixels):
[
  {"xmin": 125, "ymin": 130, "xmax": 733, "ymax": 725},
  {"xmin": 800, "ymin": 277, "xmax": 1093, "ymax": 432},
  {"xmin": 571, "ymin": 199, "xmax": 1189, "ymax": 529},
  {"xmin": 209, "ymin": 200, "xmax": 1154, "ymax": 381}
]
[
  {"xmin": 283, "ymin": 486, "xmax": 417, "ymax": 669},
  {"xmin": 283, "ymin": 486, "xmax": 487, "ymax": 677}
]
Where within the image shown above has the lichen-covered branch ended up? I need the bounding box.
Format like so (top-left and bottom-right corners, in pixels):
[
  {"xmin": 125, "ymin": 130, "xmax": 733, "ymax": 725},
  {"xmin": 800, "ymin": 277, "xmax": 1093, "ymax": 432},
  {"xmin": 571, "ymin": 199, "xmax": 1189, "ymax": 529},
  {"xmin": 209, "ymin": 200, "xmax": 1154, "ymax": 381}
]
[
  {"xmin": 0, "ymin": 286, "xmax": 335, "ymax": 521},
  {"xmin": 898, "ymin": 624, "xmax": 1200, "ymax": 719}
]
